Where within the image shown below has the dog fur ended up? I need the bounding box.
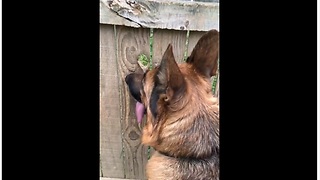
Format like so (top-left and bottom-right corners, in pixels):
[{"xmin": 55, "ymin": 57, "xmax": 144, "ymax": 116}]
[{"xmin": 125, "ymin": 29, "xmax": 219, "ymax": 180}]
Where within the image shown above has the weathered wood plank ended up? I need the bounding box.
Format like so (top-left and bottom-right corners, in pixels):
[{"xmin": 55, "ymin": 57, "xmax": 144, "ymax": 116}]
[
  {"xmin": 144, "ymin": 0, "xmax": 218, "ymax": 1},
  {"xmin": 100, "ymin": 1, "xmax": 141, "ymax": 28},
  {"xmin": 101, "ymin": 178, "xmax": 137, "ymax": 180},
  {"xmin": 152, "ymin": 29, "xmax": 187, "ymax": 66},
  {"xmin": 100, "ymin": 24, "xmax": 125, "ymax": 178},
  {"xmin": 114, "ymin": 26, "xmax": 150, "ymax": 179},
  {"xmin": 100, "ymin": 0, "xmax": 219, "ymax": 31}
]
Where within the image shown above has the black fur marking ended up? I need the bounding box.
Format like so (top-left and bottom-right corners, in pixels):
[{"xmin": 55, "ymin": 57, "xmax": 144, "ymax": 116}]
[
  {"xmin": 149, "ymin": 73, "xmax": 166, "ymax": 121},
  {"xmin": 125, "ymin": 73, "xmax": 143, "ymax": 103}
]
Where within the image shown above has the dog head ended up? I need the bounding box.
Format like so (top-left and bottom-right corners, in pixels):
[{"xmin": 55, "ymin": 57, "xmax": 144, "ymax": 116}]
[{"xmin": 125, "ymin": 29, "xmax": 219, "ymax": 157}]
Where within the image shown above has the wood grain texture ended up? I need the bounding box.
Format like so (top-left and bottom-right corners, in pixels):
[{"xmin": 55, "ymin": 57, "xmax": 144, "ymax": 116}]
[
  {"xmin": 100, "ymin": 24, "xmax": 125, "ymax": 178},
  {"xmin": 101, "ymin": 178, "xmax": 137, "ymax": 180},
  {"xmin": 114, "ymin": 26, "xmax": 150, "ymax": 179},
  {"xmin": 100, "ymin": 1, "xmax": 141, "ymax": 28},
  {"xmin": 100, "ymin": 0, "xmax": 219, "ymax": 31},
  {"xmin": 152, "ymin": 29, "xmax": 187, "ymax": 66}
]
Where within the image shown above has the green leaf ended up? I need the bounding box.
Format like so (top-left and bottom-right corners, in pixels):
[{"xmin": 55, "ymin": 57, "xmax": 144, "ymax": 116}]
[{"xmin": 138, "ymin": 54, "xmax": 150, "ymax": 66}]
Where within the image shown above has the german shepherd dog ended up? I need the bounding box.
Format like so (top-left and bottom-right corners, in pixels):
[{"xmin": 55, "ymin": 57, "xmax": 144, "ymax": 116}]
[{"xmin": 125, "ymin": 29, "xmax": 219, "ymax": 180}]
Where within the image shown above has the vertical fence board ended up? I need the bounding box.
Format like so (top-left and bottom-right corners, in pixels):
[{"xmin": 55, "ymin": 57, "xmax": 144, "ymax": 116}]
[
  {"xmin": 152, "ymin": 29, "xmax": 187, "ymax": 66},
  {"xmin": 100, "ymin": 24, "xmax": 125, "ymax": 178},
  {"xmin": 114, "ymin": 26, "xmax": 150, "ymax": 180}
]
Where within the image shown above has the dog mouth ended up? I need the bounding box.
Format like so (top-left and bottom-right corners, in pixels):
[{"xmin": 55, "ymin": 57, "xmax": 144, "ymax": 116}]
[{"xmin": 135, "ymin": 101, "xmax": 145, "ymax": 123}]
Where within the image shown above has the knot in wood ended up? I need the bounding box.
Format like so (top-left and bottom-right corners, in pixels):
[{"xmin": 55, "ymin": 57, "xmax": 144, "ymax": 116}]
[{"xmin": 128, "ymin": 130, "xmax": 140, "ymax": 140}]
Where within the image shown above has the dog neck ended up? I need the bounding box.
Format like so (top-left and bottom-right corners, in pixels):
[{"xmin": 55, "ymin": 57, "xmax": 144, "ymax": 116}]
[
  {"xmin": 150, "ymin": 105, "xmax": 219, "ymax": 159},
  {"xmin": 157, "ymin": 146, "xmax": 218, "ymax": 161}
]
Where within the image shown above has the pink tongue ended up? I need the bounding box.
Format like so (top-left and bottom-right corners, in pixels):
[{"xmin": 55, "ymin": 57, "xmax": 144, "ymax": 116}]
[{"xmin": 135, "ymin": 101, "xmax": 145, "ymax": 123}]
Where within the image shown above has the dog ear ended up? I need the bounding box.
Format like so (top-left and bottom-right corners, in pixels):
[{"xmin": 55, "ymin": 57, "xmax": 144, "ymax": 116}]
[
  {"xmin": 125, "ymin": 73, "xmax": 144, "ymax": 103},
  {"xmin": 186, "ymin": 29, "xmax": 219, "ymax": 78},
  {"xmin": 156, "ymin": 44, "xmax": 186, "ymax": 101}
]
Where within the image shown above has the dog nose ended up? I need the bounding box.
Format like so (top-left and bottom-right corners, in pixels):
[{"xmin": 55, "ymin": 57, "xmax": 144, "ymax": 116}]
[{"xmin": 125, "ymin": 74, "xmax": 133, "ymax": 85}]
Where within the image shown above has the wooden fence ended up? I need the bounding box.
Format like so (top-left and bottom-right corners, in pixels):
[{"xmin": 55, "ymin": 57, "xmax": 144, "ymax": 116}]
[{"xmin": 100, "ymin": 0, "xmax": 219, "ymax": 179}]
